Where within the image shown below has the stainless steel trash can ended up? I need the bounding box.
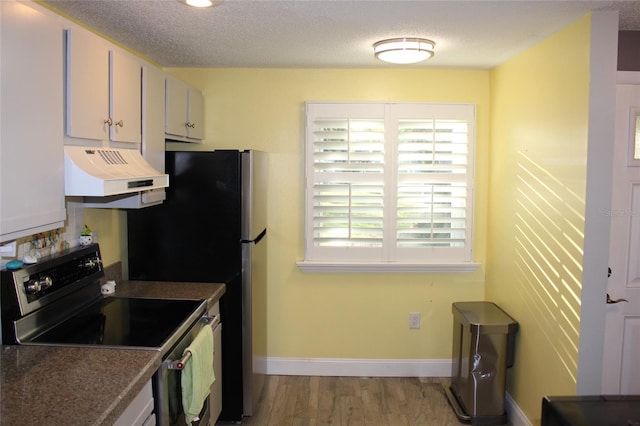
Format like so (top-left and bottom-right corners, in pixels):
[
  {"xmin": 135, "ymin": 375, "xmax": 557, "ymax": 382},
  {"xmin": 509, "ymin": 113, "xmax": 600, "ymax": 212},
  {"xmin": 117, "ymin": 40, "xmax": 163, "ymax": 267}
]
[{"xmin": 444, "ymin": 302, "xmax": 518, "ymax": 426}]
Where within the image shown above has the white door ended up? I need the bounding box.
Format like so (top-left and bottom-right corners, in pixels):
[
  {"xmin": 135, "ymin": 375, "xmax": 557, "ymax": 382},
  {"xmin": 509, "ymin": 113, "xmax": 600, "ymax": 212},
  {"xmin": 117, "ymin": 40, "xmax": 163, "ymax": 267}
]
[{"xmin": 602, "ymin": 75, "xmax": 640, "ymax": 394}]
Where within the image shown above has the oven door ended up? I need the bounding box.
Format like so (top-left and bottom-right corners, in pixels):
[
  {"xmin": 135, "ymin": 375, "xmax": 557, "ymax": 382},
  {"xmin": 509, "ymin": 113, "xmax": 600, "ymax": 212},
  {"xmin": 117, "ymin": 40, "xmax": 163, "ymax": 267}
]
[{"xmin": 156, "ymin": 314, "xmax": 219, "ymax": 426}]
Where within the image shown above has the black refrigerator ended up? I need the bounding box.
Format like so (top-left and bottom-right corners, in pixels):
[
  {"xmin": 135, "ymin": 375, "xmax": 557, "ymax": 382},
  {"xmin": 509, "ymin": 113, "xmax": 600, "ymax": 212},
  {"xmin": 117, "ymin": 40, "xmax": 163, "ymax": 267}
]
[{"xmin": 127, "ymin": 150, "xmax": 267, "ymax": 423}]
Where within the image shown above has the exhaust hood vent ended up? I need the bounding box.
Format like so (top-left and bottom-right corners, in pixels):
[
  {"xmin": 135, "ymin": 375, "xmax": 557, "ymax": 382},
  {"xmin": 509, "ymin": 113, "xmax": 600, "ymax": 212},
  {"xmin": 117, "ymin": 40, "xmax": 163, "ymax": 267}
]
[{"xmin": 64, "ymin": 146, "xmax": 169, "ymax": 197}]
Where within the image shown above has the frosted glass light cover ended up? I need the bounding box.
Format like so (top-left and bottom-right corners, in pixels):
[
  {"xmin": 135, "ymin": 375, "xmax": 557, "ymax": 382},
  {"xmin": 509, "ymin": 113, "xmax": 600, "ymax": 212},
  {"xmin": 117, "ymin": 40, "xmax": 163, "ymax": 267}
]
[{"xmin": 374, "ymin": 38, "xmax": 435, "ymax": 64}]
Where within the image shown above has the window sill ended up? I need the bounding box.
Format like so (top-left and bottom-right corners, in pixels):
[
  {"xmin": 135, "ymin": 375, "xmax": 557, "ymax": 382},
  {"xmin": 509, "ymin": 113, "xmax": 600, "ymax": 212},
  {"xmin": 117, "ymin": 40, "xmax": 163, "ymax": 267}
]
[{"xmin": 296, "ymin": 261, "xmax": 480, "ymax": 273}]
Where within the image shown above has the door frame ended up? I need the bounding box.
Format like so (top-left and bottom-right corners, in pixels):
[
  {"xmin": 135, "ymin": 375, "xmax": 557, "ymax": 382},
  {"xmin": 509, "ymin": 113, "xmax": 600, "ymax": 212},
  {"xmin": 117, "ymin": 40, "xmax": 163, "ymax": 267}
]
[{"xmin": 575, "ymin": 12, "xmax": 618, "ymax": 394}]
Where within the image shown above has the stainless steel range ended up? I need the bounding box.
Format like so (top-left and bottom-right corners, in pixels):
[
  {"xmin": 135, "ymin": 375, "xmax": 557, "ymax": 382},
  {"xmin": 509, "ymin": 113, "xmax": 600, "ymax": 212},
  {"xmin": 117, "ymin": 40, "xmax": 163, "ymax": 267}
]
[{"xmin": 0, "ymin": 244, "xmax": 216, "ymax": 426}]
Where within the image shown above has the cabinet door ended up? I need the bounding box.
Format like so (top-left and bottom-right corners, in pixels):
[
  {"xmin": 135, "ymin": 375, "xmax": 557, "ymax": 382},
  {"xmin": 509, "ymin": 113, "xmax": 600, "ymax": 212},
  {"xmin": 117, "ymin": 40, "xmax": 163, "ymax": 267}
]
[
  {"xmin": 143, "ymin": 66, "xmax": 166, "ymax": 183},
  {"xmin": 65, "ymin": 27, "xmax": 110, "ymax": 141},
  {"xmin": 187, "ymin": 87, "xmax": 205, "ymax": 140},
  {"xmin": 113, "ymin": 379, "xmax": 154, "ymax": 426},
  {"xmin": 140, "ymin": 65, "xmax": 166, "ymax": 205},
  {"xmin": 1, "ymin": 1, "xmax": 65, "ymax": 243},
  {"xmin": 165, "ymin": 75, "xmax": 188, "ymax": 137},
  {"xmin": 110, "ymin": 50, "xmax": 142, "ymax": 144}
]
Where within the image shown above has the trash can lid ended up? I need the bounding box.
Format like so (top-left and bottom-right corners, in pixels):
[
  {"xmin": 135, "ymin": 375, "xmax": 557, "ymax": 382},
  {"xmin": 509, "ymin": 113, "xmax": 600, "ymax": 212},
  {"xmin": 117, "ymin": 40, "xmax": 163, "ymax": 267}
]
[{"xmin": 452, "ymin": 301, "xmax": 518, "ymax": 334}]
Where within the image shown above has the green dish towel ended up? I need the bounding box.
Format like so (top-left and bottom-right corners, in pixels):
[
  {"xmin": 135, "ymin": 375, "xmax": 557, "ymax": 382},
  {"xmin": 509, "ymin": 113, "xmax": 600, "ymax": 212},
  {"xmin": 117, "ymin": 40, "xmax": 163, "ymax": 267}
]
[{"xmin": 181, "ymin": 323, "xmax": 215, "ymax": 424}]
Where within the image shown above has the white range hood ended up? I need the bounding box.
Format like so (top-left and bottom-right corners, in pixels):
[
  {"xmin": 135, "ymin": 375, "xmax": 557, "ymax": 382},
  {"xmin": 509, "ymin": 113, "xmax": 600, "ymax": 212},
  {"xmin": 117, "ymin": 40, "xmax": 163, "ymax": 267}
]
[{"xmin": 64, "ymin": 146, "xmax": 169, "ymax": 197}]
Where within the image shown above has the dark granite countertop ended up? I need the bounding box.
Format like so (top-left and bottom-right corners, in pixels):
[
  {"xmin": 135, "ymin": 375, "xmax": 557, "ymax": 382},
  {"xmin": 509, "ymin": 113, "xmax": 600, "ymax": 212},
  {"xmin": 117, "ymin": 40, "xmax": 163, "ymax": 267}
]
[
  {"xmin": 0, "ymin": 278, "xmax": 226, "ymax": 425},
  {"xmin": 0, "ymin": 345, "xmax": 160, "ymax": 425},
  {"xmin": 116, "ymin": 280, "xmax": 226, "ymax": 309}
]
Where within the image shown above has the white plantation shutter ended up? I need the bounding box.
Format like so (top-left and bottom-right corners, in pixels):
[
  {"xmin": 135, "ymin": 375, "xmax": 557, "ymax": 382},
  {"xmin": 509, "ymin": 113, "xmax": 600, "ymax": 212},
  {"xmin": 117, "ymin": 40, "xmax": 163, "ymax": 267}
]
[{"xmin": 304, "ymin": 102, "xmax": 475, "ymax": 266}]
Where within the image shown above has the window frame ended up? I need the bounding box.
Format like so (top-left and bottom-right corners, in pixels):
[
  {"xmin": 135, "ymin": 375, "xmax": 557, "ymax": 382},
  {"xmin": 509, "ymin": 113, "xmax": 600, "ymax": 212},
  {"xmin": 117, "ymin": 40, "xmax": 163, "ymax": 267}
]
[{"xmin": 298, "ymin": 101, "xmax": 480, "ymax": 273}]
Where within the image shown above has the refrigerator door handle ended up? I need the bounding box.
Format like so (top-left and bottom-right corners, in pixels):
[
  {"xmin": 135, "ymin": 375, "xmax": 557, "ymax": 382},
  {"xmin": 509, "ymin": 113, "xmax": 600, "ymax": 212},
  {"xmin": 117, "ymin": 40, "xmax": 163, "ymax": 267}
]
[{"xmin": 241, "ymin": 228, "xmax": 267, "ymax": 245}]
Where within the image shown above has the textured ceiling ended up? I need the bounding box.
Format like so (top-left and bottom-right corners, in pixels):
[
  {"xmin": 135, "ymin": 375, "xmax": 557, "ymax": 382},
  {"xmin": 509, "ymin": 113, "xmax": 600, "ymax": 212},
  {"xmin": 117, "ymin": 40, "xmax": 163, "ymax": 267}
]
[{"xmin": 43, "ymin": 0, "xmax": 640, "ymax": 69}]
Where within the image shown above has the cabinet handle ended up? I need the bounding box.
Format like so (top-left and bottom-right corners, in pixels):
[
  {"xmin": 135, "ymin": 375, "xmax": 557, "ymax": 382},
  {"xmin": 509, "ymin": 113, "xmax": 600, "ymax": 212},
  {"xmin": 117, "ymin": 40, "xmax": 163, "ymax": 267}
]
[
  {"xmin": 104, "ymin": 118, "xmax": 113, "ymax": 126},
  {"xmin": 115, "ymin": 120, "xmax": 124, "ymax": 127},
  {"xmin": 185, "ymin": 122, "xmax": 196, "ymax": 129}
]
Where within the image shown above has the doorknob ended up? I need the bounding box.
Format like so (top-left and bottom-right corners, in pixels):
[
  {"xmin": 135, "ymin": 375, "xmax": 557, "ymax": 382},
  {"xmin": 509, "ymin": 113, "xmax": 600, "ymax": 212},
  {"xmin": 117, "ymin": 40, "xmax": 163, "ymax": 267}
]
[
  {"xmin": 606, "ymin": 293, "xmax": 629, "ymax": 304},
  {"xmin": 606, "ymin": 267, "xmax": 628, "ymax": 303}
]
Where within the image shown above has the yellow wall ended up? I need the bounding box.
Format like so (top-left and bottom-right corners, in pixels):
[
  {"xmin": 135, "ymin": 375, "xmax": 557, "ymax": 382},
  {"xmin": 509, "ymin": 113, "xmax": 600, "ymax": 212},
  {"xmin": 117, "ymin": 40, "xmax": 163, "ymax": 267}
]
[
  {"xmin": 84, "ymin": 208, "xmax": 127, "ymax": 268},
  {"xmin": 487, "ymin": 15, "xmax": 591, "ymax": 423},
  {"xmin": 164, "ymin": 69, "xmax": 490, "ymax": 359}
]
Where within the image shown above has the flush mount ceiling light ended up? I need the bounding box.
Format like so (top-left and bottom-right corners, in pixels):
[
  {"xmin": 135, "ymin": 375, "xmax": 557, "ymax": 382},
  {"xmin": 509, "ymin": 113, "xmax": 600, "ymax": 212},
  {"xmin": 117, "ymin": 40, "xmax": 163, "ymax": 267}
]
[
  {"xmin": 373, "ymin": 38, "xmax": 435, "ymax": 64},
  {"xmin": 179, "ymin": 0, "xmax": 215, "ymax": 8}
]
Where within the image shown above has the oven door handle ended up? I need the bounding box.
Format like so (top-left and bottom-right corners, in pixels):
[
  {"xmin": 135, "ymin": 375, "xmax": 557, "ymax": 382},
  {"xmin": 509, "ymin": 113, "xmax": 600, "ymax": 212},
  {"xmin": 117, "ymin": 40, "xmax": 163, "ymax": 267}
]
[
  {"xmin": 203, "ymin": 314, "xmax": 220, "ymax": 328},
  {"xmin": 167, "ymin": 314, "xmax": 219, "ymax": 370}
]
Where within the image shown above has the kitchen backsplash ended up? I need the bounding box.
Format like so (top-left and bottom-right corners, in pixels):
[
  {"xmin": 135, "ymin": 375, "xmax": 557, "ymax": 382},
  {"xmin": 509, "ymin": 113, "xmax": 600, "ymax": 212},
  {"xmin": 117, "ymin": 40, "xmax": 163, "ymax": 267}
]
[{"xmin": 0, "ymin": 201, "xmax": 90, "ymax": 268}]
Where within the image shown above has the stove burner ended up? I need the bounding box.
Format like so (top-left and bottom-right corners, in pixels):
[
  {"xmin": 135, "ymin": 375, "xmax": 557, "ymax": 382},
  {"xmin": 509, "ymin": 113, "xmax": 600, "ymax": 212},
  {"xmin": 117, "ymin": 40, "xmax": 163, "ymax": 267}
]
[{"xmin": 32, "ymin": 297, "xmax": 203, "ymax": 349}]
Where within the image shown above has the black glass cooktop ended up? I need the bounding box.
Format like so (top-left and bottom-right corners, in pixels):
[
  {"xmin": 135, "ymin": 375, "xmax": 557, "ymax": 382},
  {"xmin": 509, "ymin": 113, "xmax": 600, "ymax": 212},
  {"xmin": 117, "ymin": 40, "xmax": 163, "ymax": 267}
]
[{"xmin": 32, "ymin": 297, "xmax": 202, "ymax": 348}]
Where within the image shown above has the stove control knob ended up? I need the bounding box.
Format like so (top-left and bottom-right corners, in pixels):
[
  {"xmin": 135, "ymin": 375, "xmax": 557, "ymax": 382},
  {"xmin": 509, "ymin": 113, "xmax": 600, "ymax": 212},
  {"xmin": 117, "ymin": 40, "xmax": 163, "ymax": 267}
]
[
  {"xmin": 25, "ymin": 276, "xmax": 52, "ymax": 294},
  {"xmin": 39, "ymin": 276, "xmax": 53, "ymax": 290},
  {"xmin": 25, "ymin": 280, "xmax": 41, "ymax": 294},
  {"xmin": 83, "ymin": 257, "xmax": 101, "ymax": 268}
]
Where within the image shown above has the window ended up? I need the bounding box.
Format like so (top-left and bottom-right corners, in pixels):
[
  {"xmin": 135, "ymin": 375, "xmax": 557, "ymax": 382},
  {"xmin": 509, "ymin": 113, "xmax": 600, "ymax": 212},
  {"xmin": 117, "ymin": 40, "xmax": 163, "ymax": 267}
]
[{"xmin": 299, "ymin": 102, "xmax": 478, "ymax": 273}]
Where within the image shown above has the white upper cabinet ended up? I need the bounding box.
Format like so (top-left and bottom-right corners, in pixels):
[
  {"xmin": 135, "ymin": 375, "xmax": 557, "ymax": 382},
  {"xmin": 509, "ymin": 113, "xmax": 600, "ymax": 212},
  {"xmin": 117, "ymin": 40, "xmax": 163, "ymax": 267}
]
[
  {"xmin": 65, "ymin": 28, "xmax": 108, "ymax": 141},
  {"xmin": 165, "ymin": 75, "xmax": 188, "ymax": 137},
  {"xmin": 110, "ymin": 50, "xmax": 142, "ymax": 143},
  {"xmin": 1, "ymin": 1, "xmax": 66, "ymax": 243},
  {"xmin": 188, "ymin": 87, "xmax": 205, "ymax": 140},
  {"xmin": 165, "ymin": 75, "xmax": 204, "ymax": 141},
  {"xmin": 65, "ymin": 27, "xmax": 141, "ymax": 144}
]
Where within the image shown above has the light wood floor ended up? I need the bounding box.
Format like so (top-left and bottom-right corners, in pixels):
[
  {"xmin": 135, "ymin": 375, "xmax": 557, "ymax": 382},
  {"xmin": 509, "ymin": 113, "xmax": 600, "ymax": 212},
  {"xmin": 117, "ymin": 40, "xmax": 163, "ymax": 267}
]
[{"xmin": 237, "ymin": 376, "xmax": 462, "ymax": 426}]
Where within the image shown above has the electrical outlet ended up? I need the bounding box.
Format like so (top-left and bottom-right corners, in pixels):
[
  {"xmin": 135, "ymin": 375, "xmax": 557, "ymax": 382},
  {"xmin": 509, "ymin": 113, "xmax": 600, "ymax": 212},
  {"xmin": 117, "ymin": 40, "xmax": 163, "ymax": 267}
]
[{"xmin": 409, "ymin": 312, "xmax": 421, "ymax": 329}]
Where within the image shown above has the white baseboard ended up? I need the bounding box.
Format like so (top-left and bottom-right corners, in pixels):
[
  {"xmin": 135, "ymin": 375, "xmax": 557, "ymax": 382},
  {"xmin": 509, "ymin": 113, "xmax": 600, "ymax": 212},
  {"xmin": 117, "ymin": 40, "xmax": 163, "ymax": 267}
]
[
  {"xmin": 264, "ymin": 357, "xmax": 451, "ymax": 377},
  {"xmin": 262, "ymin": 357, "xmax": 531, "ymax": 426},
  {"xmin": 505, "ymin": 392, "xmax": 532, "ymax": 426}
]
